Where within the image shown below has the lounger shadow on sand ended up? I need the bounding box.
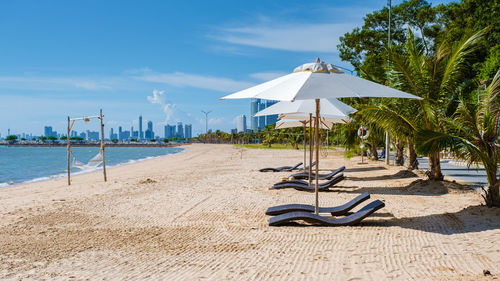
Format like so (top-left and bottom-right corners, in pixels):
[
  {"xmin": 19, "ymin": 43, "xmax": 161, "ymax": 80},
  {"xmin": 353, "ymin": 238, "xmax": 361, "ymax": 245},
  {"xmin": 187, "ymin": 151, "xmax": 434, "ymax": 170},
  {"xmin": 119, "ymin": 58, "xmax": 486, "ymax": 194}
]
[
  {"xmin": 290, "ymin": 166, "xmax": 345, "ymax": 180},
  {"xmin": 265, "ymin": 192, "xmax": 370, "ymax": 216},
  {"xmin": 259, "ymin": 162, "xmax": 303, "ymax": 172},
  {"xmin": 271, "ymin": 173, "xmax": 345, "ymax": 191},
  {"xmin": 268, "ymin": 200, "xmax": 385, "ymax": 226}
]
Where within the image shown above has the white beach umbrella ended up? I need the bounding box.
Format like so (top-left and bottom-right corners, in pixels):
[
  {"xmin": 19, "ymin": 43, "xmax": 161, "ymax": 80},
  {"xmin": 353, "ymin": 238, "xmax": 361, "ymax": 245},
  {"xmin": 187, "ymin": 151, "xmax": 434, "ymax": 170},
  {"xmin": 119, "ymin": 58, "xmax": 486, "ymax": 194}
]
[
  {"xmin": 254, "ymin": 98, "xmax": 357, "ymax": 118},
  {"xmin": 279, "ymin": 113, "xmax": 350, "ymax": 124},
  {"xmin": 221, "ymin": 60, "xmax": 420, "ymax": 101},
  {"xmin": 256, "ymin": 98, "xmax": 355, "ymax": 183},
  {"xmin": 221, "ymin": 58, "xmax": 421, "ymax": 215},
  {"xmin": 276, "ymin": 119, "xmax": 336, "ymax": 130}
]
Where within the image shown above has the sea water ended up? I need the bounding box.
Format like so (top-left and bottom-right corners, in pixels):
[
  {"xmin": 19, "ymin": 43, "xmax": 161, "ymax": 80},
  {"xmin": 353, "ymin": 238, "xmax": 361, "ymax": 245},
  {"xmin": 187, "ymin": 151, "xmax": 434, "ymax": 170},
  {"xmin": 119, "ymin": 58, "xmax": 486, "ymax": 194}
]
[{"xmin": 0, "ymin": 146, "xmax": 184, "ymax": 187}]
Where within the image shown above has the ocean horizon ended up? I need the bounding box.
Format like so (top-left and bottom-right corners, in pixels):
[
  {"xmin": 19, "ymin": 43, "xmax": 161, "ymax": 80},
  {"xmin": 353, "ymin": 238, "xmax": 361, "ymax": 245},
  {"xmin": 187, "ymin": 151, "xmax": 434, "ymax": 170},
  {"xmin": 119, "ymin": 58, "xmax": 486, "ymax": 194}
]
[{"xmin": 0, "ymin": 146, "xmax": 184, "ymax": 187}]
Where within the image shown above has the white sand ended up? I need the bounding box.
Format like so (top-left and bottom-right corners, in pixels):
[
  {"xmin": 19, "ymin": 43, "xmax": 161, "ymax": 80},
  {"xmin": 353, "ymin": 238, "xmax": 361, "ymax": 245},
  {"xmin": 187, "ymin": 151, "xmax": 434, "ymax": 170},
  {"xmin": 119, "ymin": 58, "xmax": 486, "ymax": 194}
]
[{"xmin": 0, "ymin": 144, "xmax": 499, "ymax": 280}]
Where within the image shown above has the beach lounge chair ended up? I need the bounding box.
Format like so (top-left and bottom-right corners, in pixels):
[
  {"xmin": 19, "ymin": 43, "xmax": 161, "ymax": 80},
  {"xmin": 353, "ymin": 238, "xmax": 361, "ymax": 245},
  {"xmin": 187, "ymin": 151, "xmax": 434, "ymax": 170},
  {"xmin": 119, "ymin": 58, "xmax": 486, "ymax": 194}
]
[
  {"xmin": 259, "ymin": 162, "xmax": 303, "ymax": 172},
  {"xmin": 290, "ymin": 166, "xmax": 345, "ymax": 180},
  {"xmin": 271, "ymin": 173, "xmax": 344, "ymax": 191},
  {"xmin": 265, "ymin": 192, "xmax": 370, "ymax": 216},
  {"xmin": 297, "ymin": 161, "xmax": 316, "ymax": 170},
  {"xmin": 268, "ymin": 200, "xmax": 385, "ymax": 226}
]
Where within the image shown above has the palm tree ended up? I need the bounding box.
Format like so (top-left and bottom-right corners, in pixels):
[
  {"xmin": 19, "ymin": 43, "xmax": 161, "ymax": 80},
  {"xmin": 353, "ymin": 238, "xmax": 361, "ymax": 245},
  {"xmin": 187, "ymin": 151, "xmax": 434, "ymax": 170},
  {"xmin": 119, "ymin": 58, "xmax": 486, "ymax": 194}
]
[
  {"xmin": 360, "ymin": 28, "xmax": 488, "ymax": 177},
  {"xmin": 416, "ymin": 69, "xmax": 500, "ymax": 207}
]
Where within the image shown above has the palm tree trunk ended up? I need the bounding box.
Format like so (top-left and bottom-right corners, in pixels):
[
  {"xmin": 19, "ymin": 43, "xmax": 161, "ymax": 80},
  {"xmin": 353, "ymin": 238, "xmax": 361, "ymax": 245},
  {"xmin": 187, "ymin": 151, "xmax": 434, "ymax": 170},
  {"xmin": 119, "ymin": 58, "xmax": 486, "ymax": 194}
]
[
  {"xmin": 370, "ymin": 137, "xmax": 378, "ymax": 160},
  {"xmin": 484, "ymin": 164, "xmax": 500, "ymax": 207},
  {"xmin": 428, "ymin": 152, "xmax": 444, "ymax": 180},
  {"xmin": 394, "ymin": 140, "xmax": 404, "ymax": 166},
  {"xmin": 434, "ymin": 153, "xmax": 443, "ymax": 180},
  {"xmin": 407, "ymin": 140, "xmax": 418, "ymax": 170}
]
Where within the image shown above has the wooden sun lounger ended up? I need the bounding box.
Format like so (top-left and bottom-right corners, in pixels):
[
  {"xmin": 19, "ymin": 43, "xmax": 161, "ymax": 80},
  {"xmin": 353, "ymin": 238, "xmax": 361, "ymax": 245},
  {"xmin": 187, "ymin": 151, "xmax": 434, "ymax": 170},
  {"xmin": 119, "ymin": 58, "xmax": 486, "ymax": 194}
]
[
  {"xmin": 259, "ymin": 162, "xmax": 303, "ymax": 172},
  {"xmin": 268, "ymin": 200, "xmax": 385, "ymax": 226},
  {"xmin": 271, "ymin": 173, "xmax": 345, "ymax": 191},
  {"xmin": 265, "ymin": 192, "xmax": 370, "ymax": 216},
  {"xmin": 290, "ymin": 166, "xmax": 345, "ymax": 180}
]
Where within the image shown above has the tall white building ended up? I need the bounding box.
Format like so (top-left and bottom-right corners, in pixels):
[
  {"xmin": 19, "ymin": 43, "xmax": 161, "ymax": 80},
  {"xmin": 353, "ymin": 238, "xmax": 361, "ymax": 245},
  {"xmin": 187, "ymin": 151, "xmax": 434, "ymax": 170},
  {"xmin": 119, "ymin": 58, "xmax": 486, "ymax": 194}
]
[{"xmin": 236, "ymin": 115, "xmax": 247, "ymax": 133}]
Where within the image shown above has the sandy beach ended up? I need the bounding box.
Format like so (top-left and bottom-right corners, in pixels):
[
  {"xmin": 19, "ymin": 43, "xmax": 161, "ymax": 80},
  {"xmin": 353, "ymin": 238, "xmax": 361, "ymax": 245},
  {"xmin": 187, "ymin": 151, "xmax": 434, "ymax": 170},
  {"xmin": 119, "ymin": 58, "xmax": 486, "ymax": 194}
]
[{"xmin": 0, "ymin": 144, "xmax": 499, "ymax": 280}]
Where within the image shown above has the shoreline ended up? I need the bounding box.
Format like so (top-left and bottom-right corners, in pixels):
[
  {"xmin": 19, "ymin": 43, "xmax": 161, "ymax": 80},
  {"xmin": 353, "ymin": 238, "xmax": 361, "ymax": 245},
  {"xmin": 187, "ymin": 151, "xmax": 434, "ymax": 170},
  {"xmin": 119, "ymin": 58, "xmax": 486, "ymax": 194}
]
[{"xmin": 0, "ymin": 146, "xmax": 187, "ymax": 189}]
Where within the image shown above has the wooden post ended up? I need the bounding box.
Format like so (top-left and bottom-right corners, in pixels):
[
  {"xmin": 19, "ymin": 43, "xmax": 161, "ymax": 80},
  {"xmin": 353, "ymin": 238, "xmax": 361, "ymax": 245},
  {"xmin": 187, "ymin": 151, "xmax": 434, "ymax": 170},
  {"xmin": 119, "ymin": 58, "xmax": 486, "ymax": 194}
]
[
  {"xmin": 315, "ymin": 99, "xmax": 320, "ymax": 215},
  {"xmin": 67, "ymin": 116, "xmax": 71, "ymax": 185},
  {"xmin": 308, "ymin": 113, "xmax": 313, "ymax": 187},
  {"xmin": 100, "ymin": 109, "xmax": 107, "ymax": 182},
  {"xmin": 302, "ymin": 121, "xmax": 306, "ymax": 171}
]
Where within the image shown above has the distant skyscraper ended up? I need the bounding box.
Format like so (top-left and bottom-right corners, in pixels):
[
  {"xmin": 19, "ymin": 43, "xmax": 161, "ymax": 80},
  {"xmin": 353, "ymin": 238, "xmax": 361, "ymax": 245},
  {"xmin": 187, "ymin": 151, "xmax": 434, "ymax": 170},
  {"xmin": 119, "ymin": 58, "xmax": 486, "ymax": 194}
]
[
  {"xmin": 110, "ymin": 128, "xmax": 114, "ymax": 139},
  {"xmin": 184, "ymin": 124, "xmax": 192, "ymax": 139},
  {"xmin": 164, "ymin": 124, "xmax": 176, "ymax": 139},
  {"xmin": 139, "ymin": 115, "xmax": 143, "ymax": 140},
  {"xmin": 177, "ymin": 122, "xmax": 184, "ymax": 138},
  {"xmin": 250, "ymin": 99, "xmax": 279, "ymax": 131},
  {"xmin": 87, "ymin": 130, "xmax": 99, "ymax": 141},
  {"xmin": 236, "ymin": 115, "xmax": 247, "ymax": 133},
  {"xmin": 44, "ymin": 126, "xmax": 52, "ymax": 137},
  {"xmin": 258, "ymin": 103, "xmax": 266, "ymax": 129},
  {"xmin": 145, "ymin": 121, "xmax": 154, "ymax": 139},
  {"xmin": 250, "ymin": 98, "xmax": 259, "ymax": 131},
  {"xmin": 265, "ymin": 99, "xmax": 278, "ymax": 126}
]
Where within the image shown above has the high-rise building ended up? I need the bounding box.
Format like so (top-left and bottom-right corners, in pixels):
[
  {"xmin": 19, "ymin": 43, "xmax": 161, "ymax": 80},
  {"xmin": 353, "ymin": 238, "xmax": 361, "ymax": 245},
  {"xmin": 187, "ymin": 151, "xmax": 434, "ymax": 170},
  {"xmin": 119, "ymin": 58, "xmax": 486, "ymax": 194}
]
[
  {"xmin": 184, "ymin": 124, "xmax": 192, "ymax": 139},
  {"xmin": 258, "ymin": 102, "xmax": 266, "ymax": 129},
  {"xmin": 250, "ymin": 99, "xmax": 259, "ymax": 131},
  {"xmin": 265, "ymin": 99, "xmax": 278, "ymax": 126},
  {"xmin": 44, "ymin": 126, "xmax": 57, "ymax": 138},
  {"xmin": 87, "ymin": 130, "xmax": 99, "ymax": 141},
  {"xmin": 44, "ymin": 126, "xmax": 52, "ymax": 137},
  {"xmin": 164, "ymin": 124, "xmax": 176, "ymax": 139},
  {"xmin": 109, "ymin": 128, "xmax": 114, "ymax": 139},
  {"xmin": 236, "ymin": 115, "xmax": 247, "ymax": 133},
  {"xmin": 250, "ymin": 99, "xmax": 279, "ymax": 131},
  {"xmin": 145, "ymin": 121, "xmax": 154, "ymax": 139},
  {"xmin": 139, "ymin": 115, "xmax": 143, "ymax": 140},
  {"xmin": 177, "ymin": 122, "xmax": 184, "ymax": 139}
]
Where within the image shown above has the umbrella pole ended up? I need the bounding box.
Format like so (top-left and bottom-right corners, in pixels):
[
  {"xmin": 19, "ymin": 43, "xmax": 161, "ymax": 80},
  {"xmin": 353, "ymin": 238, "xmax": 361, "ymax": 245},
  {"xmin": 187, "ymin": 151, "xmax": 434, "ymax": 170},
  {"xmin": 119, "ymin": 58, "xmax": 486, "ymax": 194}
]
[
  {"xmin": 308, "ymin": 114, "xmax": 313, "ymax": 187},
  {"xmin": 303, "ymin": 122, "xmax": 306, "ymax": 170},
  {"xmin": 315, "ymin": 99, "xmax": 320, "ymax": 215}
]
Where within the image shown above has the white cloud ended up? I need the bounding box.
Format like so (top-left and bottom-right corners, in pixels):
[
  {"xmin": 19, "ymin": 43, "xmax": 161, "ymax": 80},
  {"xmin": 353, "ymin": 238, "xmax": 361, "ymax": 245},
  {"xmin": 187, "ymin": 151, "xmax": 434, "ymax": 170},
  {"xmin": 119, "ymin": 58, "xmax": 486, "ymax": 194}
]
[
  {"xmin": 212, "ymin": 22, "xmax": 356, "ymax": 53},
  {"xmin": 0, "ymin": 76, "xmax": 114, "ymax": 91},
  {"xmin": 135, "ymin": 71, "xmax": 254, "ymax": 92},
  {"xmin": 146, "ymin": 89, "xmax": 177, "ymax": 124},
  {"xmin": 146, "ymin": 89, "xmax": 165, "ymax": 104},
  {"xmin": 250, "ymin": 71, "xmax": 287, "ymax": 81}
]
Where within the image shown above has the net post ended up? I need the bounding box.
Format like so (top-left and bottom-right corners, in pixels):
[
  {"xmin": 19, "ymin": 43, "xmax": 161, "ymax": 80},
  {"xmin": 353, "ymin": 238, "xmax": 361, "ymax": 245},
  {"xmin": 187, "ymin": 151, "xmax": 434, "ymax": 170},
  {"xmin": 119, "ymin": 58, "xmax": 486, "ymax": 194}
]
[
  {"xmin": 67, "ymin": 116, "xmax": 71, "ymax": 185},
  {"xmin": 100, "ymin": 109, "xmax": 107, "ymax": 182}
]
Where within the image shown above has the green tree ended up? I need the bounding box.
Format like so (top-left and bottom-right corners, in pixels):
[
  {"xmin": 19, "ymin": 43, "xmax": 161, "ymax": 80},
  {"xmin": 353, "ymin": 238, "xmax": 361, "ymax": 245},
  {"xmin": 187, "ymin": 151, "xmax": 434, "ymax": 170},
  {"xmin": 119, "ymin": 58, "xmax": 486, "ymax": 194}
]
[
  {"xmin": 60, "ymin": 136, "xmax": 68, "ymax": 140},
  {"xmin": 416, "ymin": 68, "xmax": 500, "ymax": 207},
  {"xmin": 38, "ymin": 136, "xmax": 47, "ymax": 141},
  {"xmin": 163, "ymin": 138, "xmax": 169, "ymax": 143},
  {"xmin": 361, "ymin": 28, "xmax": 488, "ymax": 178},
  {"xmin": 6, "ymin": 135, "xmax": 18, "ymax": 141},
  {"xmin": 338, "ymin": 0, "xmax": 440, "ymax": 81},
  {"xmin": 47, "ymin": 136, "xmax": 57, "ymax": 141}
]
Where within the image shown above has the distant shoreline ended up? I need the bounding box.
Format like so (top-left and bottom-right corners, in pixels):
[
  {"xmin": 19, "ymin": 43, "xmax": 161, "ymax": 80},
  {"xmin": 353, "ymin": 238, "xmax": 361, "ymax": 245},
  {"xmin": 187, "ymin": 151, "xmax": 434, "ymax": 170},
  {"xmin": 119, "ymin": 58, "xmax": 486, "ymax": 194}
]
[{"xmin": 1, "ymin": 143, "xmax": 191, "ymax": 148}]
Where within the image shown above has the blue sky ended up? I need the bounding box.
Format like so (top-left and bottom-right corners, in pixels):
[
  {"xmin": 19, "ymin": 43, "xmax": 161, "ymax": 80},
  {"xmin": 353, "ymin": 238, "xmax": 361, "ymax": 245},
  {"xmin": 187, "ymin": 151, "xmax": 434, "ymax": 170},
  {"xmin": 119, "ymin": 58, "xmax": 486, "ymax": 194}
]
[{"xmin": 0, "ymin": 0, "xmax": 454, "ymax": 137}]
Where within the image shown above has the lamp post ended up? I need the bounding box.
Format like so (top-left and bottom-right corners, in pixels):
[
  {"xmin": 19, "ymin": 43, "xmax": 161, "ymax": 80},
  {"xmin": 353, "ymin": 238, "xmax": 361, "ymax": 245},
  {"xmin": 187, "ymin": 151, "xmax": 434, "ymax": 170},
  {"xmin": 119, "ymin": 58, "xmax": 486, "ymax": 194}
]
[
  {"xmin": 385, "ymin": 0, "xmax": 392, "ymax": 165},
  {"xmin": 201, "ymin": 110, "xmax": 211, "ymax": 143}
]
